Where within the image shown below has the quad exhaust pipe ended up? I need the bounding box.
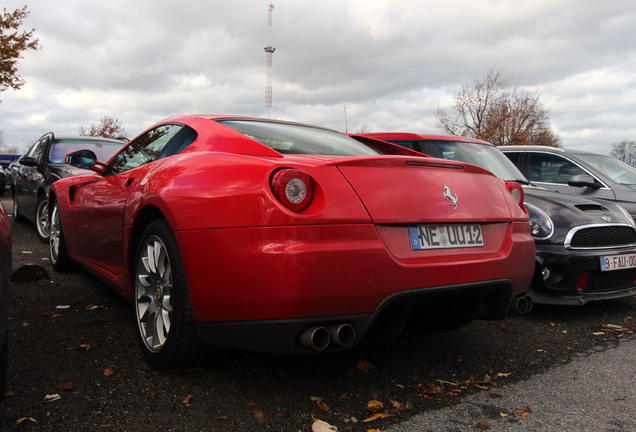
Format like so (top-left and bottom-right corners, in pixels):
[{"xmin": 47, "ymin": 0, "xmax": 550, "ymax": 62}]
[
  {"xmin": 298, "ymin": 323, "xmax": 356, "ymax": 351},
  {"xmin": 512, "ymin": 295, "xmax": 533, "ymax": 315}
]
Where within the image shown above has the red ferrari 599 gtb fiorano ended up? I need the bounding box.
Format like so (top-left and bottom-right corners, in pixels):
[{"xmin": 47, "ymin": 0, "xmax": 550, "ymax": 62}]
[{"xmin": 48, "ymin": 115, "xmax": 535, "ymax": 368}]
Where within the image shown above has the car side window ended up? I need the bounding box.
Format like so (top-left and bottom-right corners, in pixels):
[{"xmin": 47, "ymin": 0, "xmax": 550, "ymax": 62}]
[
  {"xmin": 26, "ymin": 138, "xmax": 47, "ymax": 163},
  {"xmin": 109, "ymin": 124, "xmax": 184, "ymax": 173},
  {"xmin": 503, "ymin": 151, "xmax": 521, "ymax": 166},
  {"xmin": 527, "ymin": 153, "xmax": 586, "ymax": 184}
]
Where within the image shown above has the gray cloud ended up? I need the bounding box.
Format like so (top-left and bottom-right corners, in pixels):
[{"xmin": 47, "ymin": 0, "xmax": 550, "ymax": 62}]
[{"xmin": 1, "ymin": 0, "xmax": 635, "ymax": 153}]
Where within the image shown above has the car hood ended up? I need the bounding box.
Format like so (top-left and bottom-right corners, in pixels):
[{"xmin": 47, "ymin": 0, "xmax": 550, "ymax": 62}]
[
  {"xmin": 523, "ymin": 185, "xmax": 633, "ymax": 242},
  {"xmin": 50, "ymin": 163, "xmax": 93, "ymax": 178}
]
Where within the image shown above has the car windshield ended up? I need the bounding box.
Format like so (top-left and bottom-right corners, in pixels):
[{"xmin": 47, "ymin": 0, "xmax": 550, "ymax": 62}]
[
  {"xmin": 218, "ymin": 120, "xmax": 379, "ymax": 156},
  {"xmin": 49, "ymin": 140, "xmax": 124, "ymax": 164},
  {"xmin": 574, "ymin": 152, "xmax": 636, "ymax": 185},
  {"xmin": 415, "ymin": 140, "xmax": 529, "ymax": 183}
]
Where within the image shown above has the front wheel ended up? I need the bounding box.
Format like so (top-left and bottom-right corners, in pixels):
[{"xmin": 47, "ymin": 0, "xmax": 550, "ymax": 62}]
[
  {"xmin": 49, "ymin": 199, "xmax": 72, "ymax": 271},
  {"xmin": 36, "ymin": 195, "xmax": 50, "ymax": 243},
  {"xmin": 134, "ymin": 219, "xmax": 222, "ymax": 369}
]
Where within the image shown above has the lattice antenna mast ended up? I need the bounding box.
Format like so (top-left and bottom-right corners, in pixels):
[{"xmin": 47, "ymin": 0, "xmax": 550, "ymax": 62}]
[{"xmin": 264, "ymin": 3, "xmax": 276, "ymax": 118}]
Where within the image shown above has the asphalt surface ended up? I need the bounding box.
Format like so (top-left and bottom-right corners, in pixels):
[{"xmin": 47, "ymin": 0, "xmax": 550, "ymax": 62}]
[{"xmin": 1, "ymin": 194, "xmax": 636, "ymax": 431}]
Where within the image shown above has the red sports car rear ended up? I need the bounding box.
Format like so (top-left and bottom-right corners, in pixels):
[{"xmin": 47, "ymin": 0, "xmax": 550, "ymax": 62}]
[{"xmin": 48, "ymin": 116, "xmax": 534, "ymax": 368}]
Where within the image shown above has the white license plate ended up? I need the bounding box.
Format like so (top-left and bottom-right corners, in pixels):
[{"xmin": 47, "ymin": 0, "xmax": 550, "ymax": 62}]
[
  {"xmin": 409, "ymin": 224, "xmax": 484, "ymax": 250},
  {"xmin": 600, "ymin": 253, "xmax": 636, "ymax": 271}
]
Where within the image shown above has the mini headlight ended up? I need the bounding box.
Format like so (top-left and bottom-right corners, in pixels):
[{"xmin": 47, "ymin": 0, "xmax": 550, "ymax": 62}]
[{"xmin": 524, "ymin": 203, "xmax": 554, "ymax": 240}]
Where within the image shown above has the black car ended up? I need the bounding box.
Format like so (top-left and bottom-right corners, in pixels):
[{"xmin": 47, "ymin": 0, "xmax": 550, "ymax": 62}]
[
  {"xmin": 354, "ymin": 133, "xmax": 636, "ymax": 306},
  {"xmin": 0, "ymin": 167, "xmax": 6, "ymax": 197},
  {"xmin": 13, "ymin": 133, "xmax": 126, "ymax": 243},
  {"xmin": 0, "ymin": 202, "xmax": 11, "ymax": 403},
  {"xmin": 500, "ymin": 145, "xmax": 636, "ymax": 222}
]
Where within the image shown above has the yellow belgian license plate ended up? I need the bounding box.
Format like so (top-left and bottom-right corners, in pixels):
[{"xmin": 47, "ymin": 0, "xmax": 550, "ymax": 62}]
[
  {"xmin": 409, "ymin": 224, "xmax": 484, "ymax": 250},
  {"xmin": 600, "ymin": 253, "xmax": 636, "ymax": 271}
]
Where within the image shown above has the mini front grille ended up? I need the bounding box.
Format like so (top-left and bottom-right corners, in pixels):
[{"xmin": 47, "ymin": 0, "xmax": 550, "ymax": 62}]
[
  {"xmin": 583, "ymin": 268, "xmax": 636, "ymax": 293},
  {"xmin": 566, "ymin": 225, "xmax": 636, "ymax": 249}
]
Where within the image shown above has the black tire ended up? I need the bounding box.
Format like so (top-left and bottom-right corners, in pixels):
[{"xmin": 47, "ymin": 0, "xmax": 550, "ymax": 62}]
[
  {"xmin": 35, "ymin": 195, "xmax": 50, "ymax": 244},
  {"xmin": 0, "ymin": 174, "xmax": 5, "ymax": 197},
  {"xmin": 49, "ymin": 199, "xmax": 72, "ymax": 271},
  {"xmin": 133, "ymin": 219, "xmax": 222, "ymax": 369}
]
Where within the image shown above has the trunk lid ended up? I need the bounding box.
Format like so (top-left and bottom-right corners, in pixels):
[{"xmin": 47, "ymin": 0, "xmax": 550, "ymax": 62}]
[{"xmin": 335, "ymin": 156, "xmax": 516, "ymax": 223}]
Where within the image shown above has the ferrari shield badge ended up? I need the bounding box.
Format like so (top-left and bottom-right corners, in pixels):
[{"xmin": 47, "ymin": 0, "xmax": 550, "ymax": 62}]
[{"xmin": 443, "ymin": 185, "xmax": 458, "ymax": 210}]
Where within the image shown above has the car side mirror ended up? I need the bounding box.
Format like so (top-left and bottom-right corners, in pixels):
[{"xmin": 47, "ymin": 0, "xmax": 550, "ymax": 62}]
[
  {"xmin": 66, "ymin": 150, "xmax": 97, "ymax": 170},
  {"xmin": 568, "ymin": 174, "xmax": 599, "ymax": 188},
  {"xmin": 18, "ymin": 156, "xmax": 38, "ymax": 167}
]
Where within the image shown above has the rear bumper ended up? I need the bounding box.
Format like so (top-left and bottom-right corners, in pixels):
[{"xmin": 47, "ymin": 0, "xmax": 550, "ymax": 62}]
[
  {"xmin": 178, "ymin": 221, "xmax": 534, "ymax": 352},
  {"xmin": 529, "ymin": 244, "xmax": 636, "ymax": 305},
  {"xmin": 195, "ymin": 279, "xmax": 519, "ymax": 354}
]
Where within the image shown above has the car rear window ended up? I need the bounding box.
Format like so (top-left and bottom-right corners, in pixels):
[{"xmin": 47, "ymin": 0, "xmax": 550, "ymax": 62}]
[{"xmin": 218, "ymin": 120, "xmax": 379, "ymax": 156}]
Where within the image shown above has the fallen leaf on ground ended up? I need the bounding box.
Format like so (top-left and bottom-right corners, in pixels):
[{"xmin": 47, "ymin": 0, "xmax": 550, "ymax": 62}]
[
  {"xmin": 367, "ymin": 400, "xmax": 384, "ymax": 412},
  {"xmin": 59, "ymin": 378, "xmax": 73, "ymax": 391},
  {"xmin": 103, "ymin": 368, "xmax": 114, "ymax": 376},
  {"xmin": 183, "ymin": 394, "xmax": 194, "ymax": 406},
  {"xmin": 356, "ymin": 360, "xmax": 375, "ymax": 373},
  {"xmin": 312, "ymin": 419, "xmax": 338, "ymax": 431},
  {"xmin": 311, "ymin": 396, "xmax": 330, "ymax": 411},
  {"xmin": 389, "ymin": 399, "xmax": 407, "ymax": 412},
  {"xmin": 362, "ymin": 412, "xmax": 393, "ymax": 423},
  {"xmin": 16, "ymin": 417, "xmax": 37, "ymax": 424},
  {"xmin": 476, "ymin": 418, "xmax": 491, "ymax": 430},
  {"xmin": 43, "ymin": 394, "xmax": 61, "ymax": 402}
]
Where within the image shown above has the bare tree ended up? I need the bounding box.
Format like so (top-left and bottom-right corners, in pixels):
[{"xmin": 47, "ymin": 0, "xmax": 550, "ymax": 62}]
[
  {"xmin": 356, "ymin": 124, "xmax": 372, "ymax": 134},
  {"xmin": 611, "ymin": 140, "xmax": 636, "ymax": 166},
  {"xmin": 79, "ymin": 115, "xmax": 127, "ymax": 139},
  {"xmin": 437, "ymin": 67, "xmax": 560, "ymax": 147},
  {"xmin": 0, "ymin": 5, "xmax": 39, "ymax": 93}
]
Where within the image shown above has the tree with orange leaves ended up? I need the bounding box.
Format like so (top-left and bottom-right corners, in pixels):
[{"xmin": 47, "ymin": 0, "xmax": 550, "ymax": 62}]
[{"xmin": 436, "ymin": 67, "xmax": 560, "ymax": 147}]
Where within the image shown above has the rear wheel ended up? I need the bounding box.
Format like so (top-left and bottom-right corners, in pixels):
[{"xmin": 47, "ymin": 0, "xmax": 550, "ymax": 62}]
[
  {"xmin": 134, "ymin": 219, "xmax": 222, "ymax": 369},
  {"xmin": 49, "ymin": 199, "xmax": 72, "ymax": 271},
  {"xmin": 35, "ymin": 195, "xmax": 50, "ymax": 243}
]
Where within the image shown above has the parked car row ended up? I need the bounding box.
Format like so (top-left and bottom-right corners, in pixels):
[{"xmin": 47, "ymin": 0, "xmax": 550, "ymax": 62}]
[{"xmin": 4, "ymin": 115, "xmax": 634, "ymax": 371}]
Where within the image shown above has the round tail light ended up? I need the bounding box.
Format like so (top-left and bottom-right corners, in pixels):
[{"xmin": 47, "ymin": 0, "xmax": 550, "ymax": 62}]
[
  {"xmin": 506, "ymin": 181, "xmax": 526, "ymax": 212},
  {"xmin": 270, "ymin": 168, "xmax": 314, "ymax": 212}
]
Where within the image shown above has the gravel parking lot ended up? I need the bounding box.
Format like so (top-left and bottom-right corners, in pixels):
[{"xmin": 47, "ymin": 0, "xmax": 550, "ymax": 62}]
[{"xmin": 1, "ymin": 195, "xmax": 635, "ymax": 431}]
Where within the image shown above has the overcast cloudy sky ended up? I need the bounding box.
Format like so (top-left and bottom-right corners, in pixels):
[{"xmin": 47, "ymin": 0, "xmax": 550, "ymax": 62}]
[{"xmin": 1, "ymin": 0, "xmax": 635, "ymax": 154}]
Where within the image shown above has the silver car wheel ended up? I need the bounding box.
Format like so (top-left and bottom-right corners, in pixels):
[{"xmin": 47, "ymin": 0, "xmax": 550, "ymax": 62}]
[
  {"xmin": 36, "ymin": 197, "xmax": 50, "ymax": 241},
  {"xmin": 135, "ymin": 235, "xmax": 173, "ymax": 354},
  {"xmin": 49, "ymin": 203, "xmax": 61, "ymax": 263}
]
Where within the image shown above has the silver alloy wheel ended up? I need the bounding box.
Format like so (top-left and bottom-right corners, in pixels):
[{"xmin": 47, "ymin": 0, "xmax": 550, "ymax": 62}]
[
  {"xmin": 135, "ymin": 235, "xmax": 173, "ymax": 353},
  {"xmin": 36, "ymin": 198, "xmax": 50, "ymax": 240},
  {"xmin": 49, "ymin": 202, "xmax": 61, "ymax": 263}
]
